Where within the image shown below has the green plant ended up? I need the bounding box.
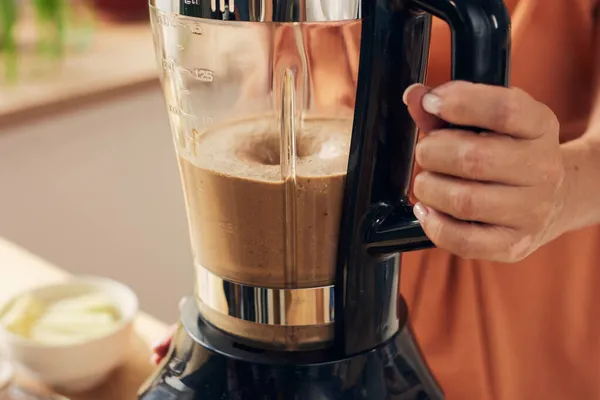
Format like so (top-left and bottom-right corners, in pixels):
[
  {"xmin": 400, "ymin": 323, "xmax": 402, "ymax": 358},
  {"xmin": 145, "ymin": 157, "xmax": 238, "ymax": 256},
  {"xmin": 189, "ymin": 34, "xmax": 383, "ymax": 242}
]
[
  {"xmin": 32, "ymin": 0, "xmax": 68, "ymax": 58},
  {"xmin": 0, "ymin": 0, "xmax": 18, "ymax": 81},
  {"xmin": 0, "ymin": 0, "xmax": 94, "ymax": 83}
]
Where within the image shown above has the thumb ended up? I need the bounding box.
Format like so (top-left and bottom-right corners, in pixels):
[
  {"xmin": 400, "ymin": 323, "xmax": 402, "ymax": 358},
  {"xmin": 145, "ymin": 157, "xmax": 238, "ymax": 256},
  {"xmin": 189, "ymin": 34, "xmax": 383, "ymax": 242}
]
[{"xmin": 403, "ymin": 84, "xmax": 445, "ymax": 134}]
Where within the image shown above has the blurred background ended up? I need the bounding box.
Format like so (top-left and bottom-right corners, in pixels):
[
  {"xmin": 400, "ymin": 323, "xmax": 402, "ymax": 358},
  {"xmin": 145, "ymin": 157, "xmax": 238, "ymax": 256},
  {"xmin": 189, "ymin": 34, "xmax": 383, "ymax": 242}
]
[{"xmin": 0, "ymin": 0, "xmax": 192, "ymax": 322}]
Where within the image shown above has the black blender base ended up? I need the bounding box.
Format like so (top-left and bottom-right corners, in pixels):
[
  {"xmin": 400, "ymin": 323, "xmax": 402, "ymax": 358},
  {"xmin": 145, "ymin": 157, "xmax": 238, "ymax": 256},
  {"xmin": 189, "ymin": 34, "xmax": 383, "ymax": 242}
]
[{"xmin": 138, "ymin": 297, "xmax": 444, "ymax": 400}]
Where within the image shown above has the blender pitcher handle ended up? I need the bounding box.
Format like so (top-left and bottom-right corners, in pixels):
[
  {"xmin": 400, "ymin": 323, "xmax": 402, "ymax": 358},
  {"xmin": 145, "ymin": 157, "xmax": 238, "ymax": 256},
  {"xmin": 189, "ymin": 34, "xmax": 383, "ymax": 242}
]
[
  {"xmin": 364, "ymin": 0, "xmax": 511, "ymax": 254},
  {"xmin": 335, "ymin": 0, "xmax": 511, "ymax": 360},
  {"xmin": 412, "ymin": 0, "xmax": 511, "ymax": 85}
]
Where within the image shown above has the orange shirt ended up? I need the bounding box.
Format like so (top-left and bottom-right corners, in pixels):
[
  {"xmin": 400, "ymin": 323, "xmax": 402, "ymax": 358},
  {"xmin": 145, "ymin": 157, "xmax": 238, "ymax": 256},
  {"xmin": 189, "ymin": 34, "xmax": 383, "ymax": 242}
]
[{"xmin": 402, "ymin": 1, "xmax": 600, "ymax": 399}]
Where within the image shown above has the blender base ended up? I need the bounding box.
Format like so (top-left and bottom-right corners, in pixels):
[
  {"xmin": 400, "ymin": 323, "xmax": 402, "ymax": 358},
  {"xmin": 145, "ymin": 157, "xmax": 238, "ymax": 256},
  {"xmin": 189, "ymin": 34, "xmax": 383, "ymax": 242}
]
[{"xmin": 138, "ymin": 296, "xmax": 443, "ymax": 400}]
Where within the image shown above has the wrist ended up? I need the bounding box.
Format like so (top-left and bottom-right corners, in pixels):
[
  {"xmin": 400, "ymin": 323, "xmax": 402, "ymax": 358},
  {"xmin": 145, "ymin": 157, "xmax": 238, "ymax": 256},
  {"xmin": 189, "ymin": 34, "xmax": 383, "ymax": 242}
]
[{"xmin": 546, "ymin": 137, "xmax": 599, "ymax": 242}]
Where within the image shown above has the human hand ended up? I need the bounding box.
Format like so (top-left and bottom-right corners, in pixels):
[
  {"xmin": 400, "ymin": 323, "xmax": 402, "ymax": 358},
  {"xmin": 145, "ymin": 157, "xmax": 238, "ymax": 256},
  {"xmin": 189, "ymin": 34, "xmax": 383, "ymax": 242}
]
[
  {"xmin": 404, "ymin": 82, "xmax": 566, "ymax": 262},
  {"xmin": 150, "ymin": 324, "xmax": 177, "ymax": 366}
]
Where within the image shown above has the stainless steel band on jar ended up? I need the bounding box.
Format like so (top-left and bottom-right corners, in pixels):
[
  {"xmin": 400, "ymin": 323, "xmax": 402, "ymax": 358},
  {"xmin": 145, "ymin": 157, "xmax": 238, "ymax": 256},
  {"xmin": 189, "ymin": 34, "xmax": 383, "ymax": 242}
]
[
  {"xmin": 195, "ymin": 264, "xmax": 335, "ymax": 326},
  {"xmin": 149, "ymin": 0, "xmax": 361, "ymax": 22}
]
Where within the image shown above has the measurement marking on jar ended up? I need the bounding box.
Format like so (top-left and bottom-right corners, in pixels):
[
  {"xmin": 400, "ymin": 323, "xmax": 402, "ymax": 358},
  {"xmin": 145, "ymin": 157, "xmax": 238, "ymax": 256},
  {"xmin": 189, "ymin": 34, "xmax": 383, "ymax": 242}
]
[
  {"xmin": 200, "ymin": 116, "xmax": 214, "ymax": 125},
  {"xmin": 162, "ymin": 59, "xmax": 176, "ymax": 72},
  {"xmin": 155, "ymin": 12, "xmax": 185, "ymax": 28},
  {"xmin": 168, "ymin": 104, "xmax": 196, "ymax": 119},
  {"xmin": 193, "ymin": 68, "xmax": 214, "ymax": 82},
  {"xmin": 161, "ymin": 60, "xmax": 215, "ymax": 83},
  {"xmin": 185, "ymin": 21, "xmax": 203, "ymax": 35},
  {"xmin": 155, "ymin": 12, "xmax": 203, "ymax": 35},
  {"xmin": 180, "ymin": 68, "xmax": 214, "ymax": 82},
  {"xmin": 188, "ymin": 128, "xmax": 200, "ymax": 156}
]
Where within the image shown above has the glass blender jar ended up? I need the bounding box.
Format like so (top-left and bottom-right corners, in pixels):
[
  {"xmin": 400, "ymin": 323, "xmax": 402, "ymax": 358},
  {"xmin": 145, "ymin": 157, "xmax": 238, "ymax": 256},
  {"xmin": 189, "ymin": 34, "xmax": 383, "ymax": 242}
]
[{"xmin": 140, "ymin": 1, "xmax": 510, "ymax": 398}]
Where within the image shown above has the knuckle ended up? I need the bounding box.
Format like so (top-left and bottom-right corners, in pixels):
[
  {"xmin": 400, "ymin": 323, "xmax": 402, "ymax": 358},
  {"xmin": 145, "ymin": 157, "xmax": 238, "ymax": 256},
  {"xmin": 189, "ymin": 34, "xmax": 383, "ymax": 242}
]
[
  {"xmin": 428, "ymin": 221, "xmax": 474, "ymax": 258},
  {"xmin": 543, "ymin": 108, "xmax": 560, "ymax": 135},
  {"xmin": 438, "ymin": 82, "xmax": 472, "ymax": 117},
  {"xmin": 412, "ymin": 173, "xmax": 427, "ymax": 199},
  {"xmin": 427, "ymin": 216, "xmax": 446, "ymax": 245},
  {"xmin": 506, "ymin": 235, "xmax": 534, "ymax": 262},
  {"xmin": 414, "ymin": 142, "xmax": 428, "ymax": 167},
  {"xmin": 452, "ymin": 238, "xmax": 469, "ymax": 258},
  {"xmin": 453, "ymin": 231, "xmax": 477, "ymax": 259},
  {"xmin": 528, "ymin": 205, "xmax": 550, "ymax": 230},
  {"xmin": 447, "ymin": 96, "xmax": 470, "ymax": 120},
  {"xmin": 459, "ymin": 142, "xmax": 486, "ymax": 178},
  {"xmin": 452, "ymin": 101, "xmax": 469, "ymax": 119},
  {"xmin": 495, "ymin": 91, "xmax": 522, "ymax": 132},
  {"xmin": 449, "ymin": 187, "xmax": 477, "ymax": 219}
]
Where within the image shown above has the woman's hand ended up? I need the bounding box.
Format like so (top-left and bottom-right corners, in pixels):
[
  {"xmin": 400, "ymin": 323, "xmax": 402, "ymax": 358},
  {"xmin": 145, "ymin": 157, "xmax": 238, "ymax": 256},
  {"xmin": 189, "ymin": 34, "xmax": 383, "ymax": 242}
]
[
  {"xmin": 150, "ymin": 324, "xmax": 177, "ymax": 365},
  {"xmin": 404, "ymin": 81, "xmax": 567, "ymax": 263}
]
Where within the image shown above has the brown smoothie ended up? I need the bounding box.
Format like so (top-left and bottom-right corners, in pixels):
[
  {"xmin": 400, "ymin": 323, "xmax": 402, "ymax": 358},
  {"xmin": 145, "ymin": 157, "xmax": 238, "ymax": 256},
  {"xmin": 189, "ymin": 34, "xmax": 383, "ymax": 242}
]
[{"xmin": 178, "ymin": 116, "xmax": 352, "ymax": 289}]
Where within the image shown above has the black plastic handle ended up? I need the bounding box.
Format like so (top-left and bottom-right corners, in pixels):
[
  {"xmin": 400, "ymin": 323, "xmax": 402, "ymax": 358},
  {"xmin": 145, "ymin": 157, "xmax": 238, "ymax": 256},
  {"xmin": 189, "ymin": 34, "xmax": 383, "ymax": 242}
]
[
  {"xmin": 335, "ymin": 0, "xmax": 511, "ymax": 357},
  {"xmin": 414, "ymin": 0, "xmax": 511, "ymax": 84},
  {"xmin": 365, "ymin": 0, "xmax": 511, "ymax": 254}
]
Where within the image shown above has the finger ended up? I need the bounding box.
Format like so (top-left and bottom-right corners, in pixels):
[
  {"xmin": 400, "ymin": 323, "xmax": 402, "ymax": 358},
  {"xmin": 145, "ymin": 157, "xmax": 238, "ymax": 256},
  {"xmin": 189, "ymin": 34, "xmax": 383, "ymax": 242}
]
[
  {"xmin": 153, "ymin": 341, "xmax": 170, "ymax": 357},
  {"xmin": 422, "ymin": 81, "xmax": 559, "ymax": 140},
  {"xmin": 152, "ymin": 324, "xmax": 177, "ymax": 356},
  {"xmin": 403, "ymin": 83, "xmax": 446, "ymax": 134},
  {"xmin": 415, "ymin": 129, "xmax": 539, "ymax": 186},
  {"xmin": 413, "ymin": 171, "xmax": 539, "ymax": 227},
  {"xmin": 413, "ymin": 205, "xmax": 531, "ymax": 262}
]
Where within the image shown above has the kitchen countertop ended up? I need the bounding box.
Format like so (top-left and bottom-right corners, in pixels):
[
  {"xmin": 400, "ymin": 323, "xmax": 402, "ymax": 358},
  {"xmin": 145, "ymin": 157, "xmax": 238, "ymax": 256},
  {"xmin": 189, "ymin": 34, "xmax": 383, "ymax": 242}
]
[
  {"xmin": 0, "ymin": 22, "xmax": 159, "ymax": 128},
  {"xmin": 0, "ymin": 236, "xmax": 169, "ymax": 400}
]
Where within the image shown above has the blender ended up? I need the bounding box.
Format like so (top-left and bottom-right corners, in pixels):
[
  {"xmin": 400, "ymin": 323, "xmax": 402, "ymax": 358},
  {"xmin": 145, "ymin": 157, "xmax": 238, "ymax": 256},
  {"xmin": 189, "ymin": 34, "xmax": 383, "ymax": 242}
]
[{"xmin": 139, "ymin": 0, "xmax": 510, "ymax": 398}]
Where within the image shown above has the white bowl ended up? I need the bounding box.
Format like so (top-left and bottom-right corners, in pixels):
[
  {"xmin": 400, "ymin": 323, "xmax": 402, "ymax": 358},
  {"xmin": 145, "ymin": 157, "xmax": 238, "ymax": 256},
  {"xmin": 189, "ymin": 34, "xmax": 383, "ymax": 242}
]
[{"xmin": 0, "ymin": 276, "xmax": 139, "ymax": 393}]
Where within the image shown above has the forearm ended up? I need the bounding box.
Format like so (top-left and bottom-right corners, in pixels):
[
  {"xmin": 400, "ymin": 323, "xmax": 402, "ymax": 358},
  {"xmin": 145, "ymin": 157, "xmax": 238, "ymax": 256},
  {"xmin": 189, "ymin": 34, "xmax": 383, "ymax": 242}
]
[{"xmin": 552, "ymin": 133, "xmax": 600, "ymax": 238}]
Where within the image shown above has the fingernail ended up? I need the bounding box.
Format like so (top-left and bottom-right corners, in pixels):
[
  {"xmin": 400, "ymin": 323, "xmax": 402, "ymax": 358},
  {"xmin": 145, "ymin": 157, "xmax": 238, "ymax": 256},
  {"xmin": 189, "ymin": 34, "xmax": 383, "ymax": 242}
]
[
  {"xmin": 413, "ymin": 203, "xmax": 429, "ymax": 222},
  {"xmin": 422, "ymin": 92, "xmax": 442, "ymax": 115},
  {"xmin": 402, "ymin": 83, "xmax": 424, "ymax": 105}
]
